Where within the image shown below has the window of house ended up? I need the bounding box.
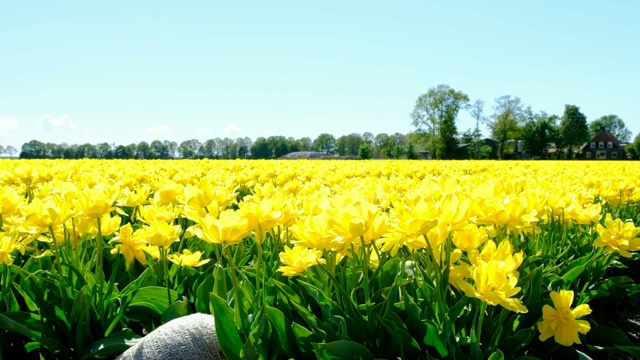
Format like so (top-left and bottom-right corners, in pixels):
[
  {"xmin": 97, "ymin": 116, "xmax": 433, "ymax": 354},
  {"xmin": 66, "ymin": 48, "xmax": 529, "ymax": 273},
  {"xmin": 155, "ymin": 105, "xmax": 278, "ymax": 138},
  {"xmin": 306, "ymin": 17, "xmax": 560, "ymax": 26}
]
[
  {"xmin": 599, "ymin": 142, "xmax": 604, "ymax": 148},
  {"xmin": 590, "ymin": 142, "xmax": 595, "ymax": 148},
  {"xmin": 586, "ymin": 151, "xmax": 591, "ymax": 158},
  {"xmin": 607, "ymin": 142, "xmax": 613, "ymax": 148},
  {"xmin": 612, "ymin": 151, "xmax": 618, "ymax": 159},
  {"xmin": 596, "ymin": 150, "xmax": 607, "ymax": 159}
]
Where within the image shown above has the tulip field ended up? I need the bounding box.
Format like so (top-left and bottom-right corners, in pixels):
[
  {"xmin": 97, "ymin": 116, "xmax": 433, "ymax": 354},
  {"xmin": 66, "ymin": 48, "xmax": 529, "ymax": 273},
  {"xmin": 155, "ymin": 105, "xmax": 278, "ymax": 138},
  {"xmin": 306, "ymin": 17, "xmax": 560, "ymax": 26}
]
[{"xmin": 1, "ymin": 159, "xmax": 640, "ymax": 359}]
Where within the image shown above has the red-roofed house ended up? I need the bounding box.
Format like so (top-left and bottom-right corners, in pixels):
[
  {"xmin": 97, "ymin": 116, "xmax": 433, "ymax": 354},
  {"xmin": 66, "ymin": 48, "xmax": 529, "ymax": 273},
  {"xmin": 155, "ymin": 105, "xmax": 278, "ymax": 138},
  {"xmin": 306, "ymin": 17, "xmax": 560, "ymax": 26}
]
[{"xmin": 581, "ymin": 127, "xmax": 626, "ymax": 160}]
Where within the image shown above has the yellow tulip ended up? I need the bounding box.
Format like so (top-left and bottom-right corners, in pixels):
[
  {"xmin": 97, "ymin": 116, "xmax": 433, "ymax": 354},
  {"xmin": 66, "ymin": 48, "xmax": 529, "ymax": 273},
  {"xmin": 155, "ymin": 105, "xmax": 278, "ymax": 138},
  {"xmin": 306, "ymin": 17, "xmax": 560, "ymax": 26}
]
[
  {"xmin": 277, "ymin": 245, "xmax": 325, "ymax": 277},
  {"xmin": 538, "ymin": 290, "xmax": 591, "ymax": 346},
  {"xmin": 594, "ymin": 214, "xmax": 640, "ymax": 258},
  {"xmin": 139, "ymin": 222, "xmax": 181, "ymax": 249},
  {"xmin": 196, "ymin": 210, "xmax": 251, "ymax": 246},
  {"xmin": 168, "ymin": 249, "xmax": 210, "ymax": 267}
]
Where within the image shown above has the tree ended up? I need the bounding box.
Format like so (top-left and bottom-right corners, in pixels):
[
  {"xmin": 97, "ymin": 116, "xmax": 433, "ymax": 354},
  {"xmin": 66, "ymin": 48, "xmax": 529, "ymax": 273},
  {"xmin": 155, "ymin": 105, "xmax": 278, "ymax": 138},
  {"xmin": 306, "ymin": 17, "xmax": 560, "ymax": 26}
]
[
  {"xmin": 312, "ymin": 133, "xmax": 336, "ymax": 154},
  {"xmin": 405, "ymin": 142, "xmax": 419, "ymax": 160},
  {"xmin": 488, "ymin": 95, "xmax": 525, "ymax": 160},
  {"xmin": 6, "ymin": 146, "xmax": 16, "ymax": 157},
  {"xmin": 468, "ymin": 100, "xmax": 486, "ymax": 159},
  {"xmin": 521, "ymin": 112, "xmax": 559, "ymax": 159},
  {"xmin": 136, "ymin": 141, "xmax": 152, "ymax": 159},
  {"xmin": 373, "ymin": 133, "xmax": 391, "ymax": 158},
  {"xmin": 20, "ymin": 140, "xmax": 47, "ymax": 158},
  {"xmin": 410, "ymin": 84, "xmax": 469, "ymax": 159},
  {"xmin": 559, "ymin": 105, "xmax": 589, "ymax": 159},
  {"xmin": 633, "ymin": 133, "xmax": 640, "ymax": 160},
  {"xmin": 251, "ymin": 137, "xmax": 271, "ymax": 159},
  {"xmin": 177, "ymin": 139, "xmax": 202, "ymax": 159},
  {"xmin": 588, "ymin": 115, "xmax": 631, "ymax": 142},
  {"xmin": 0, "ymin": 145, "xmax": 4, "ymax": 156},
  {"xmin": 150, "ymin": 140, "xmax": 169, "ymax": 159},
  {"xmin": 335, "ymin": 133, "xmax": 363, "ymax": 156},
  {"xmin": 358, "ymin": 142, "xmax": 373, "ymax": 160}
]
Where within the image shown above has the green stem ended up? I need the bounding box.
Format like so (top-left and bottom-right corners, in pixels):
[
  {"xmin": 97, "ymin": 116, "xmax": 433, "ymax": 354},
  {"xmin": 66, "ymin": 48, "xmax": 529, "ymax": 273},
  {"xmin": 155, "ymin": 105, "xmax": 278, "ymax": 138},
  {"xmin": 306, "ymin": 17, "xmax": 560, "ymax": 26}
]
[
  {"xmin": 49, "ymin": 226, "xmax": 64, "ymax": 278},
  {"xmin": 161, "ymin": 247, "xmax": 172, "ymax": 304},
  {"xmin": 224, "ymin": 246, "xmax": 240, "ymax": 291},
  {"xmin": 359, "ymin": 236, "xmax": 372, "ymax": 319},
  {"xmin": 476, "ymin": 300, "xmax": 488, "ymax": 344}
]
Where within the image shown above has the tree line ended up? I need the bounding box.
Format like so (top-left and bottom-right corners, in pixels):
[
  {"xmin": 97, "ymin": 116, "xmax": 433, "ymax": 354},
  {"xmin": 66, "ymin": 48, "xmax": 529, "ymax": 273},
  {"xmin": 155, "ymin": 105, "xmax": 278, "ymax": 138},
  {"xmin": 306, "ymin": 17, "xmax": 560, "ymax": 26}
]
[
  {"xmin": 6, "ymin": 84, "xmax": 640, "ymax": 160},
  {"xmin": 410, "ymin": 84, "xmax": 639, "ymax": 160},
  {"xmin": 13, "ymin": 132, "xmax": 421, "ymax": 160}
]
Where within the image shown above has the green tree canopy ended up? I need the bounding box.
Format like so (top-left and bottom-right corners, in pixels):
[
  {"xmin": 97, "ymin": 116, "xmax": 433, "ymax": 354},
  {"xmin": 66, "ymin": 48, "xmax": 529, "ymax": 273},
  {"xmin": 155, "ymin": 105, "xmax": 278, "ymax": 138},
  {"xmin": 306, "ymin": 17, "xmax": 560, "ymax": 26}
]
[
  {"xmin": 559, "ymin": 105, "xmax": 589, "ymax": 159},
  {"xmin": 410, "ymin": 84, "xmax": 469, "ymax": 159},
  {"xmin": 312, "ymin": 133, "xmax": 336, "ymax": 154},
  {"xmin": 521, "ymin": 111, "xmax": 559, "ymax": 159},
  {"xmin": 588, "ymin": 115, "xmax": 631, "ymax": 142},
  {"xmin": 488, "ymin": 95, "xmax": 525, "ymax": 160}
]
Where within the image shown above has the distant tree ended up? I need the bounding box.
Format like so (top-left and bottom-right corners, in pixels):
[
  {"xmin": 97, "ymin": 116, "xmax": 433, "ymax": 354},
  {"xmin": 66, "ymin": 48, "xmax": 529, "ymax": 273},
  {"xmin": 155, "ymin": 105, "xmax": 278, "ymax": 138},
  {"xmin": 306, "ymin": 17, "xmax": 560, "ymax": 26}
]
[
  {"xmin": 312, "ymin": 133, "xmax": 336, "ymax": 154},
  {"xmin": 358, "ymin": 142, "xmax": 373, "ymax": 160},
  {"xmin": 633, "ymin": 133, "xmax": 640, "ymax": 160},
  {"xmin": 391, "ymin": 145, "xmax": 404, "ymax": 159},
  {"xmin": 164, "ymin": 140, "xmax": 178, "ymax": 158},
  {"xmin": 63, "ymin": 144, "xmax": 77, "ymax": 159},
  {"xmin": 559, "ymin": 105, "xmax": 589, "ymax": 159},
  {"xmin": 488, "ymin": 95, "xmax": 525, "ymax": 160},
  {"xmin": 468, "ymin": 100, "xmax": 486, "ymax": 159},
  {"xmin": 521, "ymin": 111, "xmax": 559, "ymax": 159},
  {"xmin": 335, "ymin": 133, "xmax": 363, "ymax": 156},
  {"xmin": 236, "ymin": 137, "xmax": 251, "ymax": 158},
  {"xmin": 406, "ymin": 142, "xmax": 419, "ymax": 160},
  {"xmin": 625, "ymin": 144, "xmax": 638, "ymax": 160},
  {"xmin": 219, "ymin": 138, "xmax": 235, "ymax": 159},
  {"xmin": 267, "ymin": 136, "xmax": 289, "ymax": 158},
  {"xmin": 296, "ymin": 137, "xmax": 312, "ymax": 151},
  {"xmin": 362, "ymin": 132, "xmax": 374, "ymax": 144},
  {"xmin": 136, "ymin": 141, "xmax": 152, "ymax": 159},
  {"xmin": 97, "ymin": 142, "xmax": 114, "ymax": 159},
  {"xmin": 200, "ymin": 139, "xmax": 217, "ymax": 158},
  {"xmin": 588, "ymin": 115, "xmax": 631, "ymax": 142},
  {"xmin": 410, "ymin": 84, "xmax": 469, "ymax": 159},
  {"xmin": 373, "ymin": 133, "xmax": 391, "ymax": 158},
  {"xmin": 178, "ymin": 139, "xmax": 202, "ymax": 159},
  {"xmin": 0, "ymin": 145, "xmax": 4, "ymax": 156},
  {"xmin": 150, "ymin": 140, "xmax": 169, "ymax": 159},
  {"xmin": 20, "ymin": 140, "xmax": 46, "ymax": 158},
  {"xmin": 114, "ymin": 145, "xmax": 134, "ymax": 159},
  {"xmin": 251, "ymin": 137, "xmax": 271, "ymax": 159},
  {"xmin": 6, "ymin": 146, "xmax": 16, "ymax": 158}
]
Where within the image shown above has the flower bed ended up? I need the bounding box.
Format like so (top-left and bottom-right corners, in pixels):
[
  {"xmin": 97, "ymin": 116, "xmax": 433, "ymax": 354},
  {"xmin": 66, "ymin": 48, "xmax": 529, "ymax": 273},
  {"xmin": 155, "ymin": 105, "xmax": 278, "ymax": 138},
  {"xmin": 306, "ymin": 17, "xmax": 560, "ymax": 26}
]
[{"xmin": 1, "ymin": 159, "xmax": 640, "ymax": 359}]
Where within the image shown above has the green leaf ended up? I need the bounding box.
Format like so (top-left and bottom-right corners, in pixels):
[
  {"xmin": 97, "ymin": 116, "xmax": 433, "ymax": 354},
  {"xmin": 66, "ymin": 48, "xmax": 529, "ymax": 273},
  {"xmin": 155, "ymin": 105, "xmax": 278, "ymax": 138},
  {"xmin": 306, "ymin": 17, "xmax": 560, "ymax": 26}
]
[
  {"xmin": 313, "ymin": 340, "xmax": 376, "ymax": 360},
  {"xmin": 561, "ymin": 256, "xmax": 590, "ymax": 284},
  {"xmin": 210, "ymin": 293, "xmax": 243, "ymax": 360},
  {"xmin": 129, "ymin": 286, "xmax": 178, "ymax": 314},
  {"xmin": 213, "ymin": 265, "xmax": 228, "ymax": 299},
  {"xmin": 195, "ymin": 271, "xmax": 215, "ymax": 313},
  {"xmin": 488, "ymin": 349, "xmax": 505, "ymax": 360},
  {"xmin": 424, "ymin": 320, "xmax": 448, "ymax": 357},
  {"xmin": 81, "ymin": 328, "xmax": 142, "ymax": 359},
  {"xmin": 292, "ymin": 322, "xmax": 322, "ymax": 355},
  {"xmin": 0, "ymin": 312, "xmax": 37, "ymax": 339},
  {"xmin": 161, "ymin": 296, "xmax": 190, "ymax": 324},
  {"xmin": 70, "ymin": 285, "xmax": 93, "ymax": 358},
  {"xmin": 586, "ymin": 324, "xmax": 634, "ymax": 347},
  {"xmin": 497, "ymin": 328, "xmax": 536, "ymax": 360},
  {"xmin": 264, "ymin": 306, "xmax": 295, "ymax": 357}
]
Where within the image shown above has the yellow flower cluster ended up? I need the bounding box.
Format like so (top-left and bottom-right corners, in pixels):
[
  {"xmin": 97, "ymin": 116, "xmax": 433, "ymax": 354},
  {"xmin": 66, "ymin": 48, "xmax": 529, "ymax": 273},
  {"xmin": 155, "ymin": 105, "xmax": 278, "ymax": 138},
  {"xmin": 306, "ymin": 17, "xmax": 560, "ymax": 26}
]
[{"xmin": 1, "ymin": 159, "xmax": 639, "ymax": 347}]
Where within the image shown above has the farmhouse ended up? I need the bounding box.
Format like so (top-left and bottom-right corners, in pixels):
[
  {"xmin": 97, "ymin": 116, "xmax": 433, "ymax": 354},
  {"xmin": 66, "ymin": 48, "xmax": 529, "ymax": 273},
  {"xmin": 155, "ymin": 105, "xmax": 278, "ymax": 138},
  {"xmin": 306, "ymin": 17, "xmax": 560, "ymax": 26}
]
[{"xmin": 581, "ymin": 127, "xmax": 626, "ymax": 160}]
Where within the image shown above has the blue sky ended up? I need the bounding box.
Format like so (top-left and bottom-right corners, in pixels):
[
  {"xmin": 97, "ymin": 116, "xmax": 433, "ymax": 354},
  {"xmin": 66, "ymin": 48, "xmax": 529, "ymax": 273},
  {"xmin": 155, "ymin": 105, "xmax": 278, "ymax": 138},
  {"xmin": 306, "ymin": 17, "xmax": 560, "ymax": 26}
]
[{"xmin": 1, "ymin": 1, "xmax": 638, "ymax": 149}]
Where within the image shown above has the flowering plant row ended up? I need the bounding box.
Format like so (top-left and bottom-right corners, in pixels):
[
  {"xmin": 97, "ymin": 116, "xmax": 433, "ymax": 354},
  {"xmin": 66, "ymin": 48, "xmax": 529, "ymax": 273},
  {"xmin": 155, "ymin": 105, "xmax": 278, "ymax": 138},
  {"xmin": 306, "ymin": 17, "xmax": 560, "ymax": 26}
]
[{"xmin": 1, "ymin": 159, "xmax": 640, "ymax": 359}]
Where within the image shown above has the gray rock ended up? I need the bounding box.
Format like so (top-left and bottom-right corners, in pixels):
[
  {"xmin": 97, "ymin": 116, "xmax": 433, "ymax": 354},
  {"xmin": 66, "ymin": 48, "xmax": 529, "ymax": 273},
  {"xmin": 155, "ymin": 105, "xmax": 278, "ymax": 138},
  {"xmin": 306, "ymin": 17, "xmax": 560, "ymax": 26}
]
[{"xmin": 117, "ymin": 313, "xmax": 226, "ymax": 360}]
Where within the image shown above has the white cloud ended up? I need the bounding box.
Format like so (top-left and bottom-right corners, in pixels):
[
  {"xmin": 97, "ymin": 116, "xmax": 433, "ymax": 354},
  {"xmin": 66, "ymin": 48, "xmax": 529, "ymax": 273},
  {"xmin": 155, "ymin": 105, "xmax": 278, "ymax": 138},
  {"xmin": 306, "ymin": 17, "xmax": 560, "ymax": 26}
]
[
  {"xmin": 37, "ymin": 114, "xmax": 76, "ymax": 132},
  {"xmin": 0, "ymin": 116, "xmax": 19, "ymax": 131},
  {"xmin": 224, "ymin": 124, "xmax": 244, "ymax": 136},
  {"xmin": 147, "ymin": 125, "xmax": 171, "ymax": 134}
]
